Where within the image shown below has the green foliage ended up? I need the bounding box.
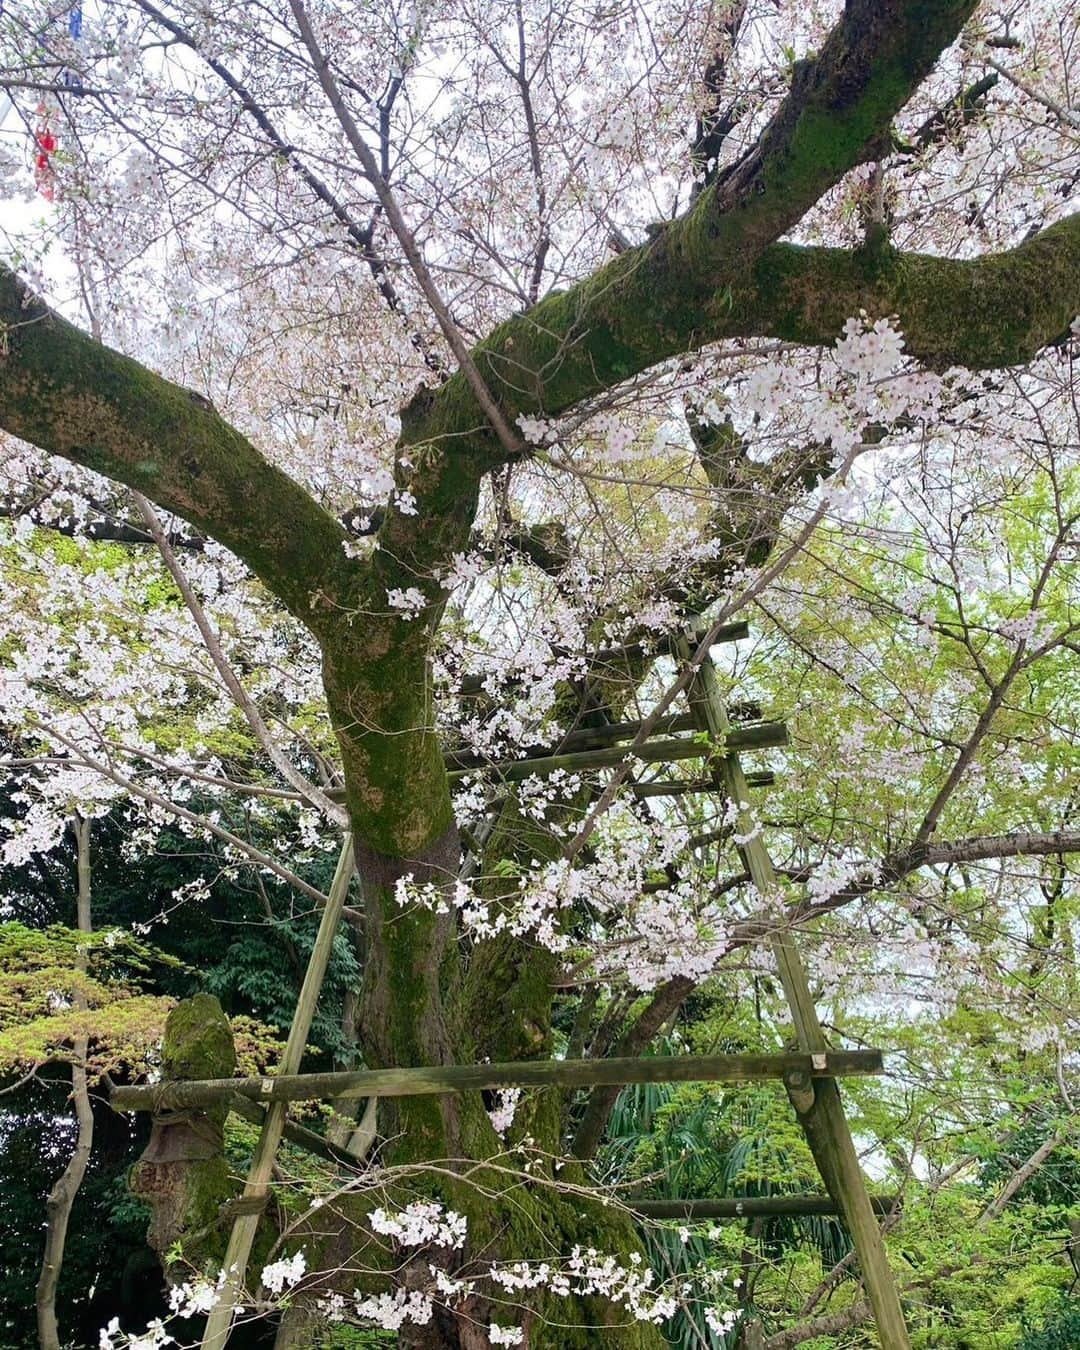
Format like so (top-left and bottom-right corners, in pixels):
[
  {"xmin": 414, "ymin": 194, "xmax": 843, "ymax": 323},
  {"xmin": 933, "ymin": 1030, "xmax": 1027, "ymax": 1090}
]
[
  {"xmin": 0, "ymin": 920, "xmax": 178, "ymax": 1077},
  {"xmin": 1019, "ymin": 1296, "xmax": 1080, "ymax": 1349},
  {"xmin": 0, "ymin": 810, "xmax": 354, "ymax": 1346}
]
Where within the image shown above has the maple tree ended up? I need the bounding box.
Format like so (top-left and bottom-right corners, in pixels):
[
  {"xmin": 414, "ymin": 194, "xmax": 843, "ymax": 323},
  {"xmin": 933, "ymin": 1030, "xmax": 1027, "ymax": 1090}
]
[{"xmin": 1, "ymin": 0, "xmax": 1079, "ymax": 1346}]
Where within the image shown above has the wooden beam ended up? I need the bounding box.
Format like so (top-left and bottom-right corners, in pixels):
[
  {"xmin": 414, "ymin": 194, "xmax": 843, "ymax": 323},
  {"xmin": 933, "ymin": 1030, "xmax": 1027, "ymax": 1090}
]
[
  {"xmin": 456, "ymin": 622, "xmax": 751, "ymax": 696},
  {"xmin": 630, "ymin": 1195, "xmax": 899, "ymax": 1219},
  {"xmin": 225, "ymin": 1094, "xmax": 360, "ymax": 1171},
  {"xmin": 632, "ymin": 772, "xmax": 774, "ymax": 798},
  {"xmin": 446, "ymin": 712, "xmax": 699, "ymax": 767},
  {"xmin": 447, "ymin": 724, "xmax": 787, "ymax": 784},
  {"xmin": 444, "ymin": 717, "xmax": 786, "ymax": 773},
  {"xmin": 588, "ymin": 621, "xmax": 750, "ymax": 667},
  {"xmin": 111, "ymin": 1050, "xmax": 883, "ymax": 1113}
]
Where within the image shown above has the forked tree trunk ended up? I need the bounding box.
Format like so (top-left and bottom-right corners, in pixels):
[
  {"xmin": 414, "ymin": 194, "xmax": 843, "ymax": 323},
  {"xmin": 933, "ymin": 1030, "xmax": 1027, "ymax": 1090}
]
[{"xmin": 36, "ymin": 815, "xmax": 94, "ymax": 1350}]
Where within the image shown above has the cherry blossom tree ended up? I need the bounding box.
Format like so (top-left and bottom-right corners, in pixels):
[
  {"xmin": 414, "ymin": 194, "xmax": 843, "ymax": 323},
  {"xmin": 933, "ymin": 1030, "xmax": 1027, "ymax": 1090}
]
[{"xmin": 1, "ymin": 0, "xmax": 1079, "ymax": 1346}]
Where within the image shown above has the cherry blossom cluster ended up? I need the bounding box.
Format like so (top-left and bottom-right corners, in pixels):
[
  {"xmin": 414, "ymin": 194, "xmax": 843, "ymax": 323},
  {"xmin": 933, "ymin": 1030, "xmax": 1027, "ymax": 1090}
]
[
  {"xmin": 487, "ymin": 1087, "xmax": 523, "ymax": 1136},
  {"xmin": 0, "ymin": 512, "xmax": 338, "ymax": 878},
  {"xmin": 98, "ymin": 1253, "xmax": 309, "ymax": 1348},
  {"xmin": 369, "ymin": 1200, "xmax": 469, "ymax": 1250},
  {"xmin": 741, "ymin": 314, "xmax": 943, "ymax": 456},
  {"xmin": 314, "ymin": 1242, "xmax": 739, "ymax": 1340},
  {"xmin": 260, "ymin": 1251, "xmax": 307, "ymax": 1295}
]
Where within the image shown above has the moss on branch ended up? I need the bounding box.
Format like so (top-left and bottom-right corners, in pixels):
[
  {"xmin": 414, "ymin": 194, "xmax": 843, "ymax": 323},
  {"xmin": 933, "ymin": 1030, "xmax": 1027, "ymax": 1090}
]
[
  {"xmin": 0, "ymin": 267, "xmax": 353, "ymax": 629},
  {"xmin": 399, "ymin": 212, "xmax": 1080, "ymax": 487},
  {"xmin": 738, "ymin": 217, "xmax": 1080, "ymax": 368},
  {"xmin": 390, "ymin": 0, "xmax": 986, "ymax": 508}
]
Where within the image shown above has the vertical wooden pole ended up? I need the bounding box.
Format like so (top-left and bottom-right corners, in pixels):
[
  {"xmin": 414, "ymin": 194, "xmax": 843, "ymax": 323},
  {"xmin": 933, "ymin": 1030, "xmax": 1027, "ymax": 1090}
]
[
  {"xmin": 201, "ymin": 836, "xmax": 356, "ymax": 1350},
  {"xmin": 676, "ymin": 638, "xmax": 911, "ymax": 1350},
  {"xmin": 36, "ymin": 815, "xmax": 95, "ymax": 1350}
]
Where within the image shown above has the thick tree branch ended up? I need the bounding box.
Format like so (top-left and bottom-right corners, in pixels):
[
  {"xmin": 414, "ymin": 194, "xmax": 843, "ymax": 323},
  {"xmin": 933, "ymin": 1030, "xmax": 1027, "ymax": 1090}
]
[
  {"xmin": 709, "ymin": 0, "xmax": 977, "ymax": 226},
  {"xmin": 388, "ymin": 213, "xmax": 1080, "ymax": 595},
  {"xmin": 725, "ymin": 828, "xmax": 1080, "ymax": 952},
  {"xmin": 764, "ymin": 1299, "xmax": 873, "ymax": 1350},
  {"xmin": 5, "ymin": 220, "xmax": 1076, "ymax": 656},
  {"xmin": 690, "ymin": 0, "xmax": 750, "ymax": 197},
  {"xmin": 0, "ymin": 267, "xmax": 352, "ymax": 631},
  {"xmin": 0, "ymin": 500, "xmax": 206, "ymax": 549},
  {"xmin": 909, "ymin": 71, "xmax": 999, "ymax": 150},
  {"xmin": 379, "ymin": 0, "xmax": 984, "ymax": 587},
  {"xmin": 979, "ymin": 1127, "xmax": 1070, "ymax": 1224},
  {"xmin": 571, "ymin": 973, "xmax": 694, "ymax": 1158},
  {"xmin": 731, "ymin": 218, "xmax": 1080, "ymax": 370}
]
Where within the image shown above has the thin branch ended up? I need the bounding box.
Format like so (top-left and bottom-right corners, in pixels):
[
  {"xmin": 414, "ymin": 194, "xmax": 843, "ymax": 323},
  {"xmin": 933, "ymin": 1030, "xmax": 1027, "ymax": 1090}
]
[
  {"xmin": 132, "ymin": 0, "xmax": 444, "ymax": 375},
  {"xmin": 134, "ymin": 492, "xmax": 346, "ymax": 826},
  {"xmin": 30, "ymin": 720, "xmax": 356, "ymax": 919},
  {"xmin": 35, "ymin": 815, "xmax": 94, "ymax": 1350},
  {"xmin": 985, "ymin": 55, "xmax": 1080, "ymax": 130},
  {"xmin": 288, "ymin": 0, "xmax": 522, "ymax": 456},
  {"xmin": 979, "ymin": 1127, "xmax": 1069, "ymax": 1224}
]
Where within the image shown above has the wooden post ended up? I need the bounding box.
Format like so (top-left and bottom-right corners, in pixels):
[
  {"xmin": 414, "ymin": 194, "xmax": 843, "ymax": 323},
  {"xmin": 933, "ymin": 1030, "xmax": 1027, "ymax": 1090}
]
[
  {"xmin": 225, "ymin": 1094, "xmax": 361, "ymax": 1170},
  {"xmin": 676, "ymin": 636, "xmax": 912, "ymax": 1350},
  {"xmin": 200, "ymin": 835, "xmax": 355, "ymax": 1350}
]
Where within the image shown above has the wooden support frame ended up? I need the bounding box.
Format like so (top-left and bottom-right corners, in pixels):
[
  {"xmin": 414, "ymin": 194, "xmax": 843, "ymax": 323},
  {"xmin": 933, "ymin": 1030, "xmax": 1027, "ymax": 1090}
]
[
  {"xmin": 323, "ymin": 767, "xmax": 774, "ymax": 806},
  {"xmin": 226, "ymin": 1094, "xmax": 361, "ymax": 1170},
  {"xmin": 632, "ymin": 772, "xmax": 773, "ymax": 797},
  {"xmin": 457, "ymin": 621, "xmax": 751, "ymax": 697},
  {"xmin": 110, "ymin": 1049, "xmax": 882, "ymax": 1113},
  {"xmin": 676, "ymin": 636, "xmax": 912, "ymax": 1350},
  {"xmin": 216, "ymin": 1098, "xmax": 902, "ymax": 1225},
  {"xmin": 104, "ymin": 620, "xmax": 906, "ymax": 1349},
  {"xmin": 444, "ymin": 708, "xmax": 771, "ymax": 769}
]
